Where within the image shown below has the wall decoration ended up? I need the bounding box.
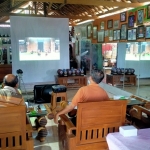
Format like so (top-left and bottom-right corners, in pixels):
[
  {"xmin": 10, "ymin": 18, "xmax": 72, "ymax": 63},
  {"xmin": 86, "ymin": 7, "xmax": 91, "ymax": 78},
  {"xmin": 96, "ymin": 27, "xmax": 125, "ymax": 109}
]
[
  {"xmin": 113, "ymin": 30, "xmax": 120, "ymax": 40},
  {"xmin": 145, "ymin": 26, "xmax": 150, "ymax": 39},
  {"xmin": 93, "ymin": 26, "xmax": 98, "ymax": 39},
  {"xmin": 127, "ymin": 28, "xmax": 137, "ymax": 41},
  {"xmin": 137, "ymin": 25, "xmax": 145, "ymax": 38},
  {"xmin": 128, "ymin": 15, "xmax": 135, "ymax": 28},
  {"xmin": 97, "ymin": 30, "xmax": 105, "ymax": 42},
  {"xmin": 147, "ymin": 4, "xmax": 150, "ymax": 19},
  {"xmin": 120, "ymin": 12, "xmax": 126, "ymax": 22},
  {"xmin": 87, "ymin": 24, "xmax": 92, "ymax": 38},
  {"xmin": 109, "ymin": 30, "xmax": 113, "ymax": 41},
  {"xmin": 107, "ymin": 20, "xmax": 113, "ymax": 29},
  {"xmin": 120, "ymin": 24, "xmax": 127, "ymax": 40},
  {"xmin": 100, "ymin": 21, "xmax": 105, "ymax": 29},
  {"xmin": 113, "ymin": 20, "xmax": 120, "ymax": 29},
  {"xmin": 105, "ymin": 30, "xmax": 108, "ymax": 37},
  {"xmin": 137, "ymin": 9, "xmax": 144, "ymax": 25}
]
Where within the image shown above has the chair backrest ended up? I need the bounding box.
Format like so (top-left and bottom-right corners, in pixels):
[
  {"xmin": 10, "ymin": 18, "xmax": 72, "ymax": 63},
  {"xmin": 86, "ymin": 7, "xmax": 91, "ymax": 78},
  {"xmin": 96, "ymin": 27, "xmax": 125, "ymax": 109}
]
[
  {"xmin": 0, "ymin": 105, "xmax": 26, "ymax": 150},
  {"xmin": 76, "ymin": 100, "xmax": 127, "ymax": 145}
]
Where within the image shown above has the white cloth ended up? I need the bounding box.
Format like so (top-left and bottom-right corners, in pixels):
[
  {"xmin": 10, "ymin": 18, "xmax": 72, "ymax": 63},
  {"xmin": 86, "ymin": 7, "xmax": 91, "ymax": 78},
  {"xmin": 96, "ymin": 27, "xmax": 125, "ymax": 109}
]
[{"xmin": 106, "ymin": 128, "xmax": 150, "ymax": 150}]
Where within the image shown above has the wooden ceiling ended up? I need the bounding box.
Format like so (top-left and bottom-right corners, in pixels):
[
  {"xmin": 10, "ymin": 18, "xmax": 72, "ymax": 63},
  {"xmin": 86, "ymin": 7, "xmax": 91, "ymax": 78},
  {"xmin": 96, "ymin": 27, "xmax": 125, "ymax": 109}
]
[{"xmin": 0, "ymin": 0, "xmax": 149, "ymax": 25}]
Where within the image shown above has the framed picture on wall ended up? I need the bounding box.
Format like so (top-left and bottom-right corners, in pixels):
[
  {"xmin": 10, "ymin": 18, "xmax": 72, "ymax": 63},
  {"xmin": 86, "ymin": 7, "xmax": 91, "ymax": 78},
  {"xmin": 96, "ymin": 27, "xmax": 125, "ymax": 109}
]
[
  {"xmin": 107, "ymin": 20, "xmax": 113, "ymax": 29},
  {"xmin": 147, "ymin": 4, "xmax": 150, "ymax": 19},
  {"xmin": 97, "ymin": 30, "xmax": 105, "ymax": 42},
  {"xmin": 113, "ymin": 30, "xmax": 120, "ymax": 40},
  {"xmin": 127, "ymin": 28, "xmax": 137, "ymax": 41},
  {"xmin": 120, "ymin": 12, "xmax": 126, "ymax": 22},
  {"xmin": 137, "ymin": 9, "xmax": 144, "ymax": 25},
  {"xmin": 145, "ymin": 26, "xmax": 150, "ymax": 39},
  {"xmin": 120, "ymin": 24, "xmax": 127, "ymax": 40},
  {"xmin": 113, "ymin": 20, "xmax": 120, "ymax": 29},
  {"xmin": 100, "ymin": 21, "xmax": 105, "ymax": 29},
  {"xmin": 93, "ymin": 26, "xmax": 98, "ymax": 39},
  {"xmin": 137, "ymin": 25, "xmax": 145, "ymax": 38},
  {"xmin": 128, "ymin": 15, "xmax": 135, "ymax": 28},
  {"xmin": 87, "ymin": 24, "xmax": 92, "ymax": 38}
]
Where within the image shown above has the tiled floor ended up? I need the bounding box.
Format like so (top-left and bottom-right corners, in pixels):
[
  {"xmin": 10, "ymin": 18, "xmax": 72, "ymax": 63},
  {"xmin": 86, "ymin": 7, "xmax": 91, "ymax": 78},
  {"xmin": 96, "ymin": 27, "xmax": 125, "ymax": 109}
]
[{"xmin": 23, "ymin": 81, "xmax": 150, "ymax": 150}]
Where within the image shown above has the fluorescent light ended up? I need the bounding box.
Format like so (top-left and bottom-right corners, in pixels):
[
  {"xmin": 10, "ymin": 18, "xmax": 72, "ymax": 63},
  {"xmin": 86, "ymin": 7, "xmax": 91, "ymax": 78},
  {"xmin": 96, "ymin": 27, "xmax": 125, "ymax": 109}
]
[
  {"xmin": 0, "ymin": 24, "xmax": 10, "ymax": 27},
  {"xmin": 77, "ymin": 19, "xmax": 94, "ymax": 25}
]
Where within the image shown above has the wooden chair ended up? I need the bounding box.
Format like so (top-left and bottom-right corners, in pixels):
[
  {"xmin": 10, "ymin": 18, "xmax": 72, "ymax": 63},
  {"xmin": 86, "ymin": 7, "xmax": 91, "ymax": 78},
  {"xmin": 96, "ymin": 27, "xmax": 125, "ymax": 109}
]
[
  {"xmin": 129, "ymin": 105, "xmax": 150, "ymax": 128},
  {"xmin": 0, "ymin": 105, "xmax": 33, "ymax": 150},
  {"xmin": 58, "ymin": 100, "xmax": 127, "ymax": 150}
]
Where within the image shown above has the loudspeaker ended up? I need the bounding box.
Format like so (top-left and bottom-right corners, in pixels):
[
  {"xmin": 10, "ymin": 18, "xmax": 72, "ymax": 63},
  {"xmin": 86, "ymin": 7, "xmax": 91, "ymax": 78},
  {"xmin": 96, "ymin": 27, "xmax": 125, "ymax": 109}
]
[{"xmin": 34, "ymin": 84, "xmax": 61, "ymax": 104}]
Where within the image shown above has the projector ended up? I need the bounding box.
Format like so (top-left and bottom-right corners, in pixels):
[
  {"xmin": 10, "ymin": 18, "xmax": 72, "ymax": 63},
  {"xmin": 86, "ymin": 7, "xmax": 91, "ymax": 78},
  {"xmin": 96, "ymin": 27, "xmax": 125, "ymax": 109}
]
[{"xmin": 52, "ymin": 85, "xmax": 67, "ymax": 93}]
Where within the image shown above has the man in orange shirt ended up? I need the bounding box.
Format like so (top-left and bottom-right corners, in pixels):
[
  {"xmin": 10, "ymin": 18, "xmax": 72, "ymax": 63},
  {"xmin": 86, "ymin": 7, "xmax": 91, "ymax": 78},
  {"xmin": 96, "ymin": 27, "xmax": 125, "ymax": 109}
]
[{"xmin": 54, "ymin": 70, "xmax": 109, "ymax": 124}]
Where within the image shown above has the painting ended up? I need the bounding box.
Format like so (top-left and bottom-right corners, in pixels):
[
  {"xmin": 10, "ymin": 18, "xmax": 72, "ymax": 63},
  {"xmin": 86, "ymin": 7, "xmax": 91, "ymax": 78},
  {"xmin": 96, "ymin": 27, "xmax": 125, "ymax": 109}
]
[
  {"xmin": 120, "ymin": 12, "xmax": 126, "ymax": 22},
  {"xmin": 100, "ymin": 21, "xmax": 105, "ymax": 29},
  {"xmin": 113, "ymin": 20, "xmax": 120, "ymax": 29},
  {"xmin": 93, "ymin": 26, "xmax": 98, "ymax": 39},
  {"xmin": 120, "ymin": 24, "xmax": 127, "ymax": 40},
  {"xmin": 97, "ymin": 30, "xmax": 105, "ymax": 42},
  {"xmin": 109, "ymin": 30, "xmax": 113, "ymax": 41},
  {"xmin": 87, "ymin": 24, "xmax": 92, "ymax": 38},
  {"xmin": 127, "ymin": 28, "xmax": 137, "ymax": 41},
  {"xmin": 137, "ymin": 25, "xmax": 145, "ymax": 39},
  {"xmin": 137, "ymin": 9, "xmax": 144, "ymax": 25},
  {"xmin": 145, "ymin": 26, "xmax": 150, "ymax": 39},
  {"xmin": 107, "ymin": 20, "xmax": 113, "ymax": 29},
  {"xmin": 128, "ymin": 15, "xmax": 135, "ymax": 28},
  {"xmin": 113, "ymin": 30, "xmax": 120, "ymax": 40},
  {"xmin": 147, "ymin": 4, "xmax": 150, "ymax": 19}
]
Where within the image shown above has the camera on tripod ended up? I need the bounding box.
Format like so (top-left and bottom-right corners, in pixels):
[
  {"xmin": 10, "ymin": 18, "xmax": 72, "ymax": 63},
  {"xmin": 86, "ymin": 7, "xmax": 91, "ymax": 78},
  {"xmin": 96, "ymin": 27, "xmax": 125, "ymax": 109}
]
[{"xmin": 16, "ymin": 69, "xmax": 23, "ymax": 77}]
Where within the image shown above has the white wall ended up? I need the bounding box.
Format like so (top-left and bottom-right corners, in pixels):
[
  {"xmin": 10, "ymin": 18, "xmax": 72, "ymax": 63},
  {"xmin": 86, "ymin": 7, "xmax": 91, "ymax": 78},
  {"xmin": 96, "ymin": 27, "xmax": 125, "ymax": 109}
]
[{"xmin": 10, "ymin": 16, "xmax": 69, "ymax": 89}]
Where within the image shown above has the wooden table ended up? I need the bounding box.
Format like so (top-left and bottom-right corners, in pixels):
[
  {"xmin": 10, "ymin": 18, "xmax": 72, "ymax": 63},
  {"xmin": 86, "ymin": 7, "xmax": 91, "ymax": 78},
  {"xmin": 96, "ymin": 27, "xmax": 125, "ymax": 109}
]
[
  {"xmin": 106, "ymin": 128, "xmax": 150, "ymax": 150},
  {"xmin": 55, "ymin": 75, "xmax": 87, "ymax": 88},
  {"xmin": 106, "ymin": 74, "xmax": 136, "ymax": 86}
]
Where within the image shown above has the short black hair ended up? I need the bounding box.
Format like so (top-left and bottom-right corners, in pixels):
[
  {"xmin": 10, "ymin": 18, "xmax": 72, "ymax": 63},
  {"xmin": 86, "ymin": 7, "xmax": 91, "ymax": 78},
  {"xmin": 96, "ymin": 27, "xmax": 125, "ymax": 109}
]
[
  {"xmin": 90, "ymin": 70, "xmax": 104, "ymax": 84},
  {"xmin": 3, "ymin": 75, "xmax": 18, "ymax": 87}
]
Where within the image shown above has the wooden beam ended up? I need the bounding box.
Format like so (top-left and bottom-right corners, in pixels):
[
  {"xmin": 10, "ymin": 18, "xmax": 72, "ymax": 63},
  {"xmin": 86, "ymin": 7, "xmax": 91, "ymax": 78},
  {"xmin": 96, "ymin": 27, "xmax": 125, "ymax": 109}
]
[
  {"xmin": 15, "ymin": 0, "xmax": 147, "ymax": 7},
  {"xmin": 0, "ymin": 12, "xmax": 98, "ymax": 19}
]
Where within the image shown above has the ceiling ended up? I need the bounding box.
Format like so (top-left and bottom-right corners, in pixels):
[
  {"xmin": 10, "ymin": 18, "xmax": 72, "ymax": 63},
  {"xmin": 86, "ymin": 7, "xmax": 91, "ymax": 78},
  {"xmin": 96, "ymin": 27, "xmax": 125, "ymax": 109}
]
[{"xmin": 0, "ymin": 0, "xmax": 149, "ymax": 25}]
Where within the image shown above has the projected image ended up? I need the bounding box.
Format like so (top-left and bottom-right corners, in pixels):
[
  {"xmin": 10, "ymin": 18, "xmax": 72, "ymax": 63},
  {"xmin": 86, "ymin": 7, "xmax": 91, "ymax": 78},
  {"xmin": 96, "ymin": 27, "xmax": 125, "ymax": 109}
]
[
  {"xmin": 125, "ymin": 42, "xmax": 150, "ymax": 61},
  {"xmin": 19, "ymin": 37, "xmax": 60, "ymax": 61}
]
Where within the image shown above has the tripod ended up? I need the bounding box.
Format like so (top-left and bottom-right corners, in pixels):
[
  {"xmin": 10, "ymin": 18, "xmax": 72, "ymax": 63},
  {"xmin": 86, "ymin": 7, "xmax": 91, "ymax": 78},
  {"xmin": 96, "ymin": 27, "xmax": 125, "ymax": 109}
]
[{"xmin": 17, "ymin": 73, "xmax": 31, "ymax": 105}]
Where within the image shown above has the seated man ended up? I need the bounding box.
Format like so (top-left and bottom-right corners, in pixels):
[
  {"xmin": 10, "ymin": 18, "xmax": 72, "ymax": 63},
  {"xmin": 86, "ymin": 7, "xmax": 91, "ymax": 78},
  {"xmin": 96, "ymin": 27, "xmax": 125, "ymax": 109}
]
[
  {"xmin": 0, "ymin": 74, "xmax": 25, "ymax": 106},
  {"xmin": 54, "ymin": 70, "xmax": 109, "ymax": 124}
]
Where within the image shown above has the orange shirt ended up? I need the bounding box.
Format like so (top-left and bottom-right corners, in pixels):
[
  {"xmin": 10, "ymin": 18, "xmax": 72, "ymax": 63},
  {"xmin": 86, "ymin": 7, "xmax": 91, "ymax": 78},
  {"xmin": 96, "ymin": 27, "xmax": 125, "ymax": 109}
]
[{"xmin": 71, "ymin": 83, "xmax": 109, "ymax": 106}]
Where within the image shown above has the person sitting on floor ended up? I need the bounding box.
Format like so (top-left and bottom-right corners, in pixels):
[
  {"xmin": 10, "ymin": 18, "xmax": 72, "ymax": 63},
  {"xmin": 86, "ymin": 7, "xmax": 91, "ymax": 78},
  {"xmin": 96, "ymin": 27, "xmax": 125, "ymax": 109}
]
[
  {"xmin": 54, "ymin": 69, "xmax": 109, "ymax": 125},
  {"xmin": 0, "ymin": 74, "xmax": 25, "ymax": 106}
]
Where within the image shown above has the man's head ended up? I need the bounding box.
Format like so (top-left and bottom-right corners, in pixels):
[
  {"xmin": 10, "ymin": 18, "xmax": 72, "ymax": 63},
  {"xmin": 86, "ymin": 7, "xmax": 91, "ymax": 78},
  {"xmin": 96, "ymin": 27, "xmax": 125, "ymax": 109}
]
[
  {"xmin": 3, "ymin": 74, "xmax": 18, "ymax": 88},
  {"xmin": 89, "ymin": 70, "xmax": 104, "ymax": 84}
]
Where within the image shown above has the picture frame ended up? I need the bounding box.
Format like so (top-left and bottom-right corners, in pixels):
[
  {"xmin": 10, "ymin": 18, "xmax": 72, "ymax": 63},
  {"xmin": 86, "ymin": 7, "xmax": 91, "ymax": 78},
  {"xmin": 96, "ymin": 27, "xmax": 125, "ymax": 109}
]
[
  {"xmin": 137, "ymin": 9, "xmax": 144, "ymax": 25},
  {"xmin": 145, "ymin": 26, "xmax": 150, "ymax": 39},
  {"xmin": 120, "ymin": 12, "xmax": 126, "ymax": 22},
  {"xmin": 100, "ymin": 21, "xmax": 105, "ymax": 30},
  {"xmin": 97, "ymin": 30, "xmax": 105, "ymax": 42},
  {"xmin": 137, "ymin": 25, "xmax": 145, "ymax": 39},
  {"xmin": 127, "ymin": 28, "xmax": 137, "ymax": 41},
  {"xmin": 113, "ymin": 30, "xmax": 120, "ymax": 40},
  {"xmin": 147, "ymin": 4, "xmax": 150, "ymax": 19},
  {"xmin": 109, "ymin": 30, "xmax": 113, "ymax": 41},
  {"xmin": 128, "ymin": 15, "xmax": 135, "ymax": 28},
  {"xmin": 93, "ymin": 26, "xmax": 98, "ymax": 39},
  {"xmin": 113, "ymin": 20, "xmax": 120, "ymax": 29},
  {"xmin": 120, "ymin": 24, "xmax": 127, "ymax": 40},
  {"xmin": 107, "ymin": 20, "xmax": 113, "ymax": 29},
  {"xmin": 87, "ymin": 24, "xmax": 92, "ymax": 38}
]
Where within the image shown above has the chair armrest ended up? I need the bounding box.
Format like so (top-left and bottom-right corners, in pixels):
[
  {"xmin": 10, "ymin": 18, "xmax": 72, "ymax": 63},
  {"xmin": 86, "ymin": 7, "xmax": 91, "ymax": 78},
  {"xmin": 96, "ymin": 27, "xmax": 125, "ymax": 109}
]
[
  {"xmin": 133, "ymin": 105, "xmax": 150, "ymax": 116},
  {"xmin": 59, "ymin": 114, "xmax": 76, "ymax": 135}
]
